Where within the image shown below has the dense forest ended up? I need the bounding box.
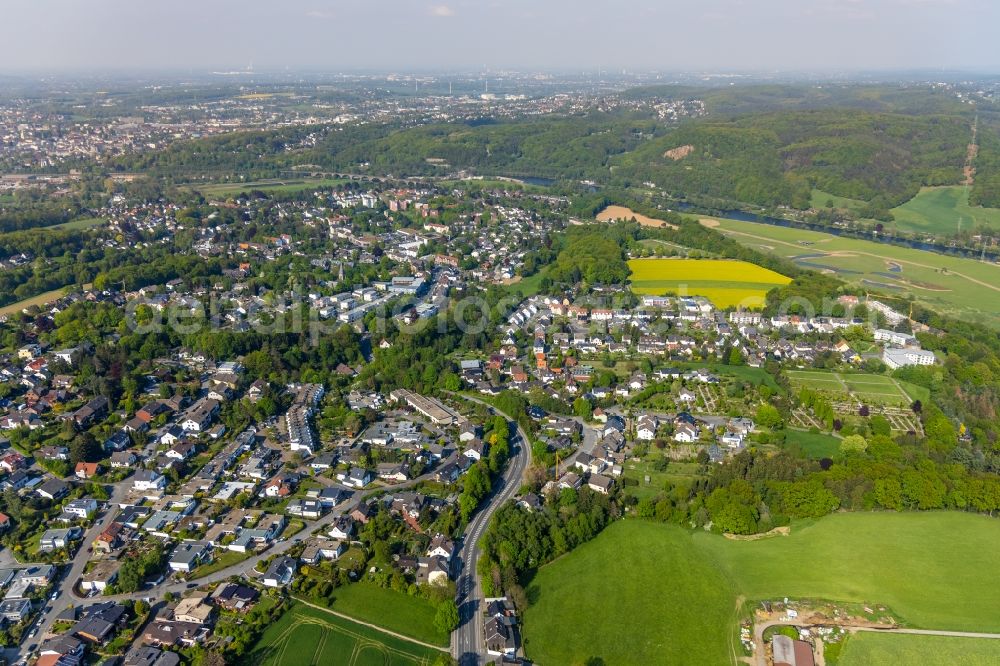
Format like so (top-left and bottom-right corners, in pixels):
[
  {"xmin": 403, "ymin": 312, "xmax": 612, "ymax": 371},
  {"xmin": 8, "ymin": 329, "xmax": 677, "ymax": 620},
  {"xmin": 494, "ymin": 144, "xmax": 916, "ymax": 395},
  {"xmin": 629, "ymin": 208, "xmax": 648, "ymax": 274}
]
[
  {"xmin": 613, "ymin": 109, "xmax": 969, "ymax": 210},
  {"xmin": 295, "ymin": 115, "xmax": 662, "ymax": 182}
]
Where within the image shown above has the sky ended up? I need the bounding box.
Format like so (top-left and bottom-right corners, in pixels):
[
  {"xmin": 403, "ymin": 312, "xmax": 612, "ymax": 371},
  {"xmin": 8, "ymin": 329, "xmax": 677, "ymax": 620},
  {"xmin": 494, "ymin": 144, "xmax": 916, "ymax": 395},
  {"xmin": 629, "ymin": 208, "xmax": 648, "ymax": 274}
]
[{"xmin": 2, "ymin": 0, "xmax": 997, "ymax": 74}]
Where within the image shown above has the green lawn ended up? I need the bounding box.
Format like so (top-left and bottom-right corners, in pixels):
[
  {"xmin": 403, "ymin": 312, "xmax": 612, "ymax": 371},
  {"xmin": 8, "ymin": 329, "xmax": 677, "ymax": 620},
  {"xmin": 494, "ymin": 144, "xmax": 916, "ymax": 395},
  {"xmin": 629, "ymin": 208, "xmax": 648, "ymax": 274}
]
[
  {"xmin": 504, "ymin": 270, "xmax": 545, "ymax": 297},
  {"xmin": 248, "ymin": 601, "xmax": 442, "ymax": 666},
  {"xmin": 524, "ymin": 513, "xmax": 1000, "ymax": 664},
  {"xmin": 838, "ymin": 632, "xmax": 1000, "ymax": 666},
  {"xmin": 679, "ymin": 361, "xmax": 782, "ymax": 391},
  {"xmin": 523, "ymin": 520, "xmax": 740, "ymax": 666},
  {"xmin": 700, "ymin": 214, "xmax": 1000, "ymax": 329},
  {"xmin": 782, "ymin": 429, "xmax": 842, "ymax": 459},
  {"xmin": 321, "ymin": 583, "xmax": 449, "ymax": 646},
  {"xmin": 622, "ymin": 458, "xmax": 705, "ymax": 501},
  {"xmin": 189, "ymin": 549, "xmax": 253, "ymax": 579},
  {"xmin": 890, "ymin": 186, "xmax": 1000, "ymax": 235}
]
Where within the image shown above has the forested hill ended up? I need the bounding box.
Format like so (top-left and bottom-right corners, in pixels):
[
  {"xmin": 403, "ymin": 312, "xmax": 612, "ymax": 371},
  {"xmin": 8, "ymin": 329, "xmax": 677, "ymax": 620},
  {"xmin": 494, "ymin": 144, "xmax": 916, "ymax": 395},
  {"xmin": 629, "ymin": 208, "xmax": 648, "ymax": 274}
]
[
  {"xmin": 612, "ymin": 109, "xmax": 970, "ymax": 209},
  {"xmin": 108, "ymin": 84, "xmax": 1000, "ymax": 215}
]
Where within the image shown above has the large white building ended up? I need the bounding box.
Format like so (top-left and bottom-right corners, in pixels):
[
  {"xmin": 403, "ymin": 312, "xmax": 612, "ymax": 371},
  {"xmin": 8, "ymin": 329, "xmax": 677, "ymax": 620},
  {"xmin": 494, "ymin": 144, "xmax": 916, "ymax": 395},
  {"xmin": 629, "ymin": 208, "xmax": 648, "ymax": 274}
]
[
  {"xmin": 874, "ymin": 329, "xmax": 917, "ymax": 347},
  {"xmin": 883, "ymin": 347, "xmax": 936, "ymax": 369}
]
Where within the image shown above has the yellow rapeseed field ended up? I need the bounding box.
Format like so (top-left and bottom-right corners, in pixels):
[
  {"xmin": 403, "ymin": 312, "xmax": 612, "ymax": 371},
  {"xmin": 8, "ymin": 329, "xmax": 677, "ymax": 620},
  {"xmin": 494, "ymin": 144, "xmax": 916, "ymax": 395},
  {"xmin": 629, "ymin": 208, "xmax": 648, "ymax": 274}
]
[{"xmin": 627, "ymin": 258, "xmax": 791, "ymax": 308}]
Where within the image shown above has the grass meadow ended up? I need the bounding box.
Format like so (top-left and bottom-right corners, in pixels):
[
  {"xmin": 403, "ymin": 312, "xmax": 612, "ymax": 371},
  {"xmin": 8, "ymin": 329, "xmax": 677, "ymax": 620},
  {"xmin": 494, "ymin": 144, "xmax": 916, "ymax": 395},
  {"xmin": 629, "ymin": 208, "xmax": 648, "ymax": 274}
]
[
  {"xmin": 889, "ymin": 186, "xmax": 1000, "ymax": 235},
  {"xmin": 837, "ymin": 632, "xmax": 1000, "ymax": 666},
  {"xmin": 782, "ymin": 429, "xmax": 843, "ymax": 459},
  {"xmin": 699, "ymin": 214, "xmax": 1000, "ymax": 328},
  {"xmin": 320, "ymin": 583, "xmax": 449, "ymax": 646},
  {"xmin": 523, "ymin": 513, "xmax": 1000, "ymax": 664}
]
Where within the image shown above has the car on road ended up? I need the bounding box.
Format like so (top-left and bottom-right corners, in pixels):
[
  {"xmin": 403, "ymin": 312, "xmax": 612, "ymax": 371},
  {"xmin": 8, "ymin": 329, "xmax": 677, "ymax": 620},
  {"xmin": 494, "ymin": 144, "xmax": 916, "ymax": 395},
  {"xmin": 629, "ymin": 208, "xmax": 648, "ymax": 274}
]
[
  {"xmin": 27, "ymin": 643, "xmax": 36, "ymax": 653},
  {"xmin": 27, "ymin": 629, "xmax": 36, "ymax": 638},
  {"xmin": 49, "ymin": 590, "xmax": 58, "ymax": 601},
  {"xmin": 187, "ymin": 583, "xmax": 197, "ymax": 588}
]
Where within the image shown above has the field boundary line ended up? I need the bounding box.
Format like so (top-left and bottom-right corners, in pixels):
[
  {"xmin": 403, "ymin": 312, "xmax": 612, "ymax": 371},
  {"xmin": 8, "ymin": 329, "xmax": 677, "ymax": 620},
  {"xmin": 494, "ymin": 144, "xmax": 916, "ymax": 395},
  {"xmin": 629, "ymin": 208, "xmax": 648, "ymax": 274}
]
[{"xmin": 292, "ymin": 596, "xmax": 450, "ymax": 653}]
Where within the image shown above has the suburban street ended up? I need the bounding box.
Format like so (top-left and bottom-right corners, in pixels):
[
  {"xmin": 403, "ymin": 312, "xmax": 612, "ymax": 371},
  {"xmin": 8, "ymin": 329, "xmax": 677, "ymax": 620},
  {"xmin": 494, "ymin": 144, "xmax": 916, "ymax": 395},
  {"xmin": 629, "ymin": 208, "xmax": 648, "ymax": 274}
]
[
  {"xmin": 450, "ymin": 395, "xmax": 531, "ymax": 666},
  {"xmin": 5, "ymin": 462, "xmax": 449, "ymax": 664}
]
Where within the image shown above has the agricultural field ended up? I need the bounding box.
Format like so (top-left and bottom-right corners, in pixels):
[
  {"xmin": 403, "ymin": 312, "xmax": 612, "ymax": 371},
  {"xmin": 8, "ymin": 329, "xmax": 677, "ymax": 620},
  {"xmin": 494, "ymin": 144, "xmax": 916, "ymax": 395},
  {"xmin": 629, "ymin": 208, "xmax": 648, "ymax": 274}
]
[
  {"xmin": 0, "ymin": 286, "xmax": 74, "ymax": 317},
  {"xmin": 837, "ymin": 632, "xmax": 1000, "ymax": 666},
  {"xmin": 321, "ymin": 583, "xmax": 449, "ymax": 646},
  {"xmin": 889, "ymin": 186, "xmax": 1000, "ymax": 236},
  {"xmin": 523, "ymin": 513, "xmax": 1000, "ymax": 664},
  {"xmin": 248, "ymin": 602, "xmax": 443, "ymax": 666},
  {"xmin": 699, "ymin": 215, "xmax": 1000, "ymax": 328},
  {"xmin": 627, "ymin": 258, "xmax": 792, "ymax": 308},
  {"xmin": 190, "ymin": 177, "xmax": 347, "ymax": 198}
]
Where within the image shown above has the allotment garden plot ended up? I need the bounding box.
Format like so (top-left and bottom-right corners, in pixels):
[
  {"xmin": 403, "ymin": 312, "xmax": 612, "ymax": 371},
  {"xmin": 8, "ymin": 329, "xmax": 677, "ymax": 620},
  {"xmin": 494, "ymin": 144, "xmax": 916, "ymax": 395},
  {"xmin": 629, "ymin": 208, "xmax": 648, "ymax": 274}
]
[{"xmin": 787, "ymin": 370, "xmax": 922, "ymax": 432}]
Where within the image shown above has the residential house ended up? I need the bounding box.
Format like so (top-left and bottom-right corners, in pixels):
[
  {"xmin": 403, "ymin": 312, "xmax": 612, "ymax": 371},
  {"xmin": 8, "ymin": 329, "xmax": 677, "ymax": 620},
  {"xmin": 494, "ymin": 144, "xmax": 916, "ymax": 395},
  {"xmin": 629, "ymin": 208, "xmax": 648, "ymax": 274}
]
[
  {"xmin": 211, "ymin": 582, "xmax": 259, "ymax": 612},
  {"xmin": 39, "ymin": 526, "xmax": 82, "ymax": 552},
  {"xmin": 426, "ymin": 534, "xmax": 455, "ymax": 561},
  {"xmin": 75, "ymin": 462, "xmax": 101, "ymax": 479},
  {"xmin": 60, "ymin": 498, "xmax": 99, "ymax": 522},
  {"xmin": 262, "ymin": 556, "xmax": 297, "ymax": 588},
  {"xmin": 36, "ymin": 478, "xmax": 70, "ymax": 501},
  {"xmin": 168, "ymin": 541, "xmax": 211, "ymax": 572}
]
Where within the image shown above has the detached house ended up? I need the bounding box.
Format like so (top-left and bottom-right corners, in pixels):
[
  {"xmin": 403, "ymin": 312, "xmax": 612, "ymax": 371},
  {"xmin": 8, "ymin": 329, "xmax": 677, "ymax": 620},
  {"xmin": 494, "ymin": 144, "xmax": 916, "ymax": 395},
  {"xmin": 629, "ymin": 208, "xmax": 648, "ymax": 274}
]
[
  {"xmin": 426, "ymin": 533, "xmax": 455, "ymax": 561},
  {"xmin": 262, "ymin": 556, "xmax": 297, "ymax": 588},
  {"xmin": 75, "ymin": 462, "xmax": 102, "ymax": 479}
]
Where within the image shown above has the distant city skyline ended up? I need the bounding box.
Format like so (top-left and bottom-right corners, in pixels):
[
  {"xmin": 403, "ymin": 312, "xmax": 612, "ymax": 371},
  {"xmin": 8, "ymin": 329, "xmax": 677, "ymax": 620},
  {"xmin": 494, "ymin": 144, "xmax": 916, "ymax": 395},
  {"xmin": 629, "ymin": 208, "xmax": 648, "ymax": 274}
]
[{"xmin": 2, "ymin": 0, "xmax": 998, "ymax": 74}]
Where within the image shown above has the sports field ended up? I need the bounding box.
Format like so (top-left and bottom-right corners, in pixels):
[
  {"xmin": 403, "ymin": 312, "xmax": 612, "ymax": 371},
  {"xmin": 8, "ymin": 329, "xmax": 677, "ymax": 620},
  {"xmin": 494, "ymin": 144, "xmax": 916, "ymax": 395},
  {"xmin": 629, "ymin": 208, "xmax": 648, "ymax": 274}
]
[
  {"xmin": 248, "ymin": 602, "xmax": 443, "ymax": 666},
  {"xmin": 523, "ymin": 513, "xmax": 1000, "ymax": 664},
  {"xmin": 889, "ymin": 186, "xmax": 1000, "ymax": 235},
  {"xmin": 627, "ymin": 258, "xmax": 791, "ymax": 308},
  {"xmin": 838, "ymin": 632, "xmax": 1000, "ymax": 666},
  {"xmin": 699, "ymin": 215, "xmax": 1000, "ymax": 328},
  {"xmin": 786, "ymin": 370, "xmax": 922, "ymax": 407}
]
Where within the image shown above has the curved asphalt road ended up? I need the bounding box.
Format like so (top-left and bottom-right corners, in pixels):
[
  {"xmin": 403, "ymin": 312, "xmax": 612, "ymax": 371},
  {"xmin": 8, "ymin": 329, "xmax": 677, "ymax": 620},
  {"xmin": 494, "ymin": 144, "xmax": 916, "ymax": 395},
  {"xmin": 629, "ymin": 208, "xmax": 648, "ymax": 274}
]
[{"xmin": 448, "ymin": 394, "xmax": 531, "ymax": 666}]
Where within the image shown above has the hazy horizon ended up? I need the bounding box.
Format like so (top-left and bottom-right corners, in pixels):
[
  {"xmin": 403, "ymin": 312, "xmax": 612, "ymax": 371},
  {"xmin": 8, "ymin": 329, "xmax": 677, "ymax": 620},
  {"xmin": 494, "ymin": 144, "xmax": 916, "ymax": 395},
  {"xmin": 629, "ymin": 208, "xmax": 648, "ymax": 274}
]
[{"xmin": 3, "ymin": 0, "xmax": 998, "ymax": 75}]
